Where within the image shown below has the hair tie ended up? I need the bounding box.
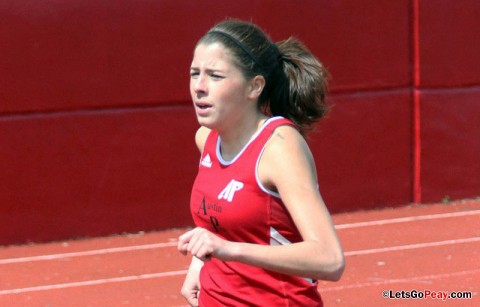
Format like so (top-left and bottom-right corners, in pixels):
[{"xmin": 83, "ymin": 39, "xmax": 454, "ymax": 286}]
[
  {"xmin": 208, "ymin": 30, "xmax": 263, "ymax": 69},
  {"xmin": 270, "ymin": 43, "xmax": 283, "ymax": 63}
]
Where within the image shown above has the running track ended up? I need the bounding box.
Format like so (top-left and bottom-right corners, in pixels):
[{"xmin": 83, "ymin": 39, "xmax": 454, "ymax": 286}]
[{"xmin": 1, "ymin": 200, "xmax": 478, "ymax": 306}]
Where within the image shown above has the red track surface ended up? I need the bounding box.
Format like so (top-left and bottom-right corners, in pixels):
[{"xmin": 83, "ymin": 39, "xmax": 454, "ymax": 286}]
[{"xmin": 1, "ymin": 200, "xmax": 479, "ymax": 306}]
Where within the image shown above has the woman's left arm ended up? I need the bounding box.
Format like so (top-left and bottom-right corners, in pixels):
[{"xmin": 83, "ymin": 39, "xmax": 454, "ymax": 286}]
[{"xmin": 178, "ymin": 125, "xmax": 345, "ymax": 281}]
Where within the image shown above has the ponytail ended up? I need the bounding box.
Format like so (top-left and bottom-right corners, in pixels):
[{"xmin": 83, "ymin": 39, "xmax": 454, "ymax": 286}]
[{"xmin": 265, "ymin": 38, "xmax": 330, "ymax": 136}]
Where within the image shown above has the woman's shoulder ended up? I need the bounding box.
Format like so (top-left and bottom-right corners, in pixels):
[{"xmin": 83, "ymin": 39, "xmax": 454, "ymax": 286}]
[
  {"xmin": 267, "ymin": 124, "xmax": 306, "ymax": 150},
  {"xmin": 258, "ymin": 123, "xmax": 317, "ymax": 192},
  {"xmin": 195, "ymin": 126, "xmax": 212, "ymax": 153},
  {"xmin": 263, "ymin": 123, "xmax": 314, "ymax": 169}
]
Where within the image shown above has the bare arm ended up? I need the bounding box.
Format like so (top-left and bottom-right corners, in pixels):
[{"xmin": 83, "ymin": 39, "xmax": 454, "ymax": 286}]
[
  {"xmin": 231, "ymin": 125, "xmax": 344, "ymax": 280},
  {"xmin": 179, "ymin": 126, "xmax": 210, "ymax": 306},
  {"xmin": 195, "ymin": 126, "xmax": 211, "ymax": 153},
  {"xmin": 179, "ymin": 125, "xmax": 344, "ymax": 281},
  {"xmin": 181, "ymin": 256, "xmax": 204, "ymax": 306}
]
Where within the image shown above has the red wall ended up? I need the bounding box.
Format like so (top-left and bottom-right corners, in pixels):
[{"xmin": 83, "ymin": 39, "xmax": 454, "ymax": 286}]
[
  {"xmin": 416, "ymin": 0, "xmax": 480, "ymax": 203},
  {"xmin": 1, "ymin": 0, "xmax": 479, "ymax": 244}
]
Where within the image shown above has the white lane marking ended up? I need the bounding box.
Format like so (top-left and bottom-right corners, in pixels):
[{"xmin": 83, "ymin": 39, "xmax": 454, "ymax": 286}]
[
  {"xmin": 0, "ymin": 270, "xmax": 188, "ymax": 295},
  {"xmin": 320, "ymin": 268, "xmax": 480, "ymax": 292},
  {"xmin": 1, "ymin": 237, "xmax": 479, "ymax": 295},
  {"xmin": 0, "ymin": 242, "xmax": 177, "ymax": 264},
  {"xmin": 335, "ymin": 209, "xmax": 480, "ymax": 229},
  {"xmin": 1, "ymin": 209, "xmax": 478, "ymax": 265},
  {"xmin": 344, "ymin": 236, "xmax": 480, "ymax": 256}
]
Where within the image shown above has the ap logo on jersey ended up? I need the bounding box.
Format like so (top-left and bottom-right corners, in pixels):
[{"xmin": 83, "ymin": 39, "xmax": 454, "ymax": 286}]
[{"xmin": 218, "ymin": 179, "xmax": 244, "ymax": 202}]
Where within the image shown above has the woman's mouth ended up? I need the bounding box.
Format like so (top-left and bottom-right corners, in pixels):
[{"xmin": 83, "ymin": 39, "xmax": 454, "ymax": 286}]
[
  {"xmin": 195, "ymin": 102, "xmax": 212, "ymax": 115},
  {"xmin": 196, "ymin": 103, "xmax": 210, "ymax": 109}
]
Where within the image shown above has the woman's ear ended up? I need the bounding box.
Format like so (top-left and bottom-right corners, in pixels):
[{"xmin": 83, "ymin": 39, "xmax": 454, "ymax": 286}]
[{"xmin": 247, "ymin": 75, "xmax": 266, "ymax": 100}]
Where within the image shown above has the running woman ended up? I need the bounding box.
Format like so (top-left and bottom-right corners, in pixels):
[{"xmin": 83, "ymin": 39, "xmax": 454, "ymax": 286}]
[{"xmin": 178, "ymin": 19, "xmax": 345, "ymax": 307}]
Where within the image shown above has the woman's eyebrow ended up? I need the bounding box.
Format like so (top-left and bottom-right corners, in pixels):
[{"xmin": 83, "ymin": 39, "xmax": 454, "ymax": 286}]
[
  {"xmin": 205, "ymin": 68, "xmax": 225, "ymax": 74},
  {"xmin": 190, "ymin": 67, "xmax": 225, "ymax": 74}
]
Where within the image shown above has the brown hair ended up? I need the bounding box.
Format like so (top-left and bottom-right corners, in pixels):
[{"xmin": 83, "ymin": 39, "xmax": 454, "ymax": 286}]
[{"xmin": 197, "ymin": 19, "xmax": 330, "ymax": 135}]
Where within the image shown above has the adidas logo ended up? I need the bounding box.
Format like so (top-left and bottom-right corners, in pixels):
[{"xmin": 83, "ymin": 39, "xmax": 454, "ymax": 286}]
[
  {"xmin": 201, "ymin": 154, "xmax": 212, "ymax": 167},
  {"xmin": 218, "ymin": 179, "xmax": 244, "ymax": 202}
]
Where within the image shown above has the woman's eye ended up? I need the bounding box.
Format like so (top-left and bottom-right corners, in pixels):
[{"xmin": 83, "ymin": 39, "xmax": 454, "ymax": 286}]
[
  {"xmin": 190, "ymin": 72, "xmax": 199, "ymax": 78},
  {"xmin": 210, "ymin": 74, "xmax": 224, "ymax": 80}
]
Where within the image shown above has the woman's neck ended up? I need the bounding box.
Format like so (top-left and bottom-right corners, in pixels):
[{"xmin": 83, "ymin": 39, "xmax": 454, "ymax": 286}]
[{"xmin": 218, "ymin": 113, "xmax": 268, "ymax": 161}]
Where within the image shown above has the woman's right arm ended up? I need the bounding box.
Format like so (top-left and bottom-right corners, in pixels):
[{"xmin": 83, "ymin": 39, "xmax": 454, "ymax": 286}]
[
  {"xmin": 181, "ymin": 256, "xmax": 204, "ymax": 306},
  {"xmin": 195, "ymin": 126, "xmax": 211, "ymax": 153},
  {"xmin": 180, "ymin": 126, "xmax": 209, "ymax": 306}
]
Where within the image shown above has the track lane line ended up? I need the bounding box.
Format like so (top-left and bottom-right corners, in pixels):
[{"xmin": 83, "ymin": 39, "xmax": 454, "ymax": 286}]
[
  {"xmin": 320, "ymin": 268, "xmax": 480, "ymax": 292},
  {"xmin": 1, "ymin": 237, "xmax": 478, "ymax": 295},
  {"xmin": 336, "ymin": 209, "xmax": 480, "ymax": 229},
  {"xmin": 0, "ymin": 270, "xmax": 188, "ymax": 295},
  {"xmin": 344, "ymin": 237, "xmax": 480, "ymax": 256},
  {"xmin": 1, "ymin": 209, "xmax": 478, "ymax": 265},
  {"xmin": 0, "ymin": 242, "xmax": 177, "ymax": 265}
]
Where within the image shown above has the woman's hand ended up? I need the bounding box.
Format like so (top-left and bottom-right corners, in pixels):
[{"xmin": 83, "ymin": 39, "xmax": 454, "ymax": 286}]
[
  {"xmin": 180, "ymin": 256, "xmax": 203, "ymax": 306},
  {"xmin": 178, "ymin": 228, "xmax": 228, "ymax": 305},
  {"xmin": 178, "ymin": 227, "xmax": 227, "ymax": 261}
]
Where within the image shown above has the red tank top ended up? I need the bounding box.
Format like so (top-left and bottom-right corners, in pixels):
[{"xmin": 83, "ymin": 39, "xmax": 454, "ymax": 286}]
[{"xmin": 190, "ymin": 117, "xmax": 323, "ymax": 307}]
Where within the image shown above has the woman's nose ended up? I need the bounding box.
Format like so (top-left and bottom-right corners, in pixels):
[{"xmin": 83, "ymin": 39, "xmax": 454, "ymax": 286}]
[{"xmin": 194, "ymin": 75, "xmax": 207, "ymax": 93}]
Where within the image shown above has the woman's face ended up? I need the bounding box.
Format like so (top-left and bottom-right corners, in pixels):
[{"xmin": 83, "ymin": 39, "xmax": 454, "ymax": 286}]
[{"xmin": 190, "ymin": 43, "xmax": 253, "ymax": 131}]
